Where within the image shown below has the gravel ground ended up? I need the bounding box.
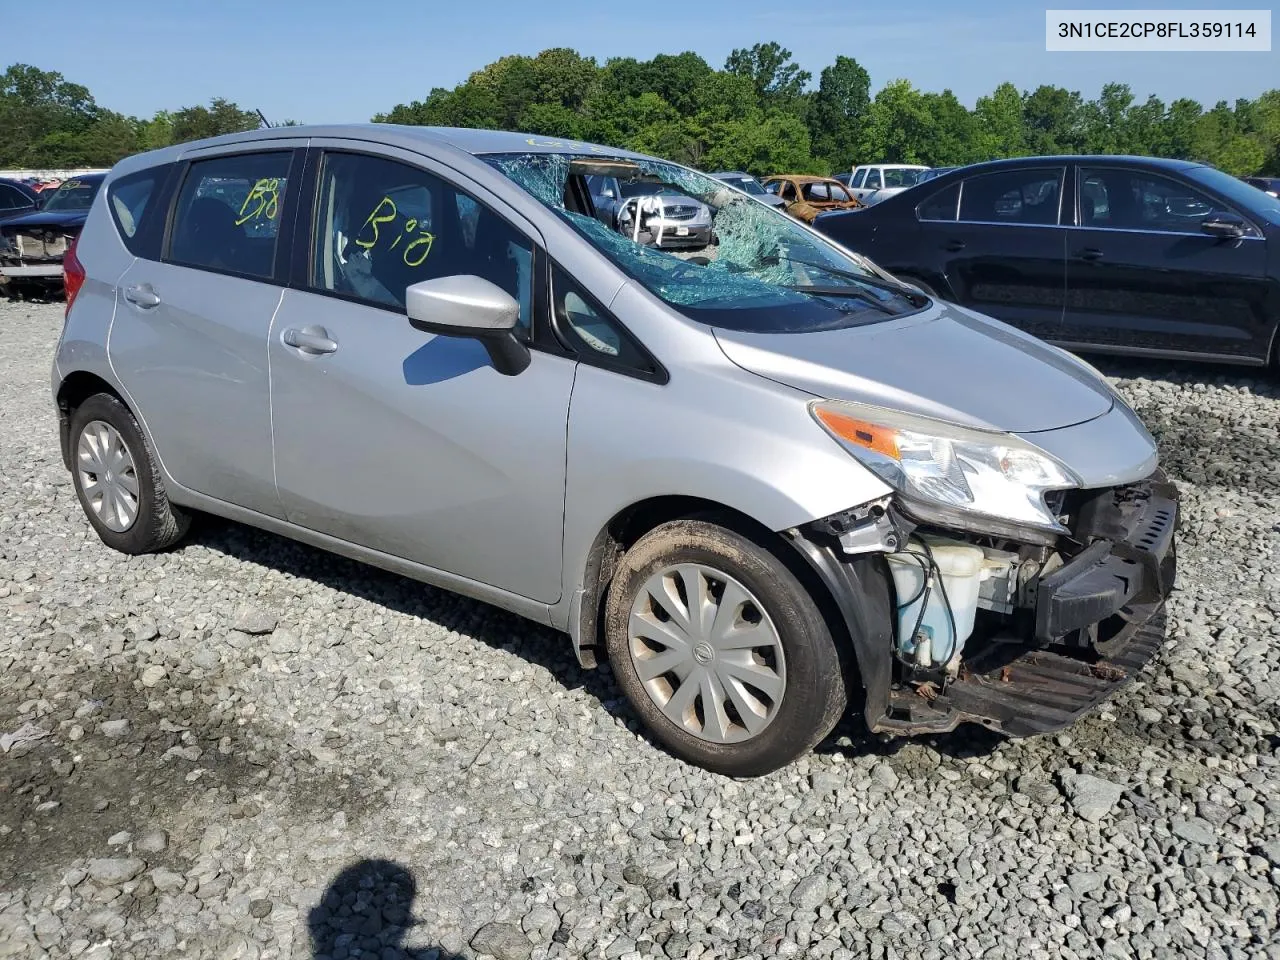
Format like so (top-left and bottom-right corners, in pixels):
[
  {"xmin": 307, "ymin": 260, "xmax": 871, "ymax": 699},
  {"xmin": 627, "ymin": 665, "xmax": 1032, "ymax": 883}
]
[{"xmin": 1, "ymin": 298, "xmax": 1278, "ymax": 960}]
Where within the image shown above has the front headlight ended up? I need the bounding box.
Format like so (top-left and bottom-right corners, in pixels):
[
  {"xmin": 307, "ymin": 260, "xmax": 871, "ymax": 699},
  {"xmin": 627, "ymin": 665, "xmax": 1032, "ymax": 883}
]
[{"xmin": 810, "ymin": 400, "xmax": 1080, "ymax": 534}]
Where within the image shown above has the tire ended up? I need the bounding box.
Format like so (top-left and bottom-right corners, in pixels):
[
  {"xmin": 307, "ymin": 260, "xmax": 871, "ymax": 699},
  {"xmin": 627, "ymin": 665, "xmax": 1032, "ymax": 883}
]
[
  {"xmin": 604, "ymin": 518, "xmax": 847, "ymax": 777},
  {"xmin": 69, "ymin": 392, "xmax": 190, "ymax": 554}
]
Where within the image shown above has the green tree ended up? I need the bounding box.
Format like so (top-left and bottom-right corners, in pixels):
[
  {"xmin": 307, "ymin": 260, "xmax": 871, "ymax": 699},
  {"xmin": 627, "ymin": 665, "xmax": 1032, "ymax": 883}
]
[
  {"xmin": 860, "ymin": 79, "xmax": 936, "ymax": 164},
  {"xmin": 974, "ymin": 81, "xmax": 1026, "ymax": 159},
  {"xmin": 1022, "ymin": 85, "xmax": 1084, "ymax": 155},
  {"xmin": 169, "ymin": 98, "xmax": 260, "ymax": 144},
  {"xmin": 724, "ymin": 43, "xmax": 810, "ymax": 107},
  {"xmin": 808, "ymin": 56, "xmax": 870, "ymax": 171},
  {"xmin": 0, "ymin": 64, "xmax": 99, "ymax": 165}
]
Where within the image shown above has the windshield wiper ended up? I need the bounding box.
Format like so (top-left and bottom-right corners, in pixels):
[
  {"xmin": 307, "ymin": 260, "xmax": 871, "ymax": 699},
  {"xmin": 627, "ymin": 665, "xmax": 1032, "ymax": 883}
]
[
  {"xmin": 767, "ymin": 253, "xmax": 929, "ymax": 307},
  {"xmin": 785, "ymin": 285, "xmax": 898, "ymax": 314}
]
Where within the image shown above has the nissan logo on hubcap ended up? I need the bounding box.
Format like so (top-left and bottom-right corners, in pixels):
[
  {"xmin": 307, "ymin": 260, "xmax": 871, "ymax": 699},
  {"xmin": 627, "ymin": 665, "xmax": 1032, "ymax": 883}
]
[{"xmin": 693, "ymin": 642, "xmax": 715, "ymax": 664}]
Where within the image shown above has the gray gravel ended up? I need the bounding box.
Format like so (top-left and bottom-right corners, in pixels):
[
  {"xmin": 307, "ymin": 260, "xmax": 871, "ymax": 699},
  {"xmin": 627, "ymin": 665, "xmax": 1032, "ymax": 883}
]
[{"xmin": 1, "ymin": 298, "xmax": 1278, "ymax": 959}]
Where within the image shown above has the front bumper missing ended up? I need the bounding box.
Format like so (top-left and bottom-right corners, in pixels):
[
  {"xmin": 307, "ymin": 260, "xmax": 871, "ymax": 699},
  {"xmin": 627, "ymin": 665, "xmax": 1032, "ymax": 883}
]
[{"xmin": 793, "ymin": 472, "xmax": 1179, "ymax": 740}]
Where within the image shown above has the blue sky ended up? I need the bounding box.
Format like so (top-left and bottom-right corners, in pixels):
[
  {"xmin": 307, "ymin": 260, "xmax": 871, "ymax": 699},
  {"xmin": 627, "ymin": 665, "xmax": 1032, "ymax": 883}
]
[{"xmin": 14, "ymin": 0, "xmax": 1278, "ymax": 121}]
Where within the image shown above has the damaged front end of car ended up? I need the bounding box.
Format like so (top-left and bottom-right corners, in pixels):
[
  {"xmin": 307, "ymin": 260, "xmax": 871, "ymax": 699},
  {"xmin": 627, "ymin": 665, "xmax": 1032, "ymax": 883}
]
[
  {"xmin": 0, "ymin": 226, "xmax": 72, "ymax": 296},
  {"xmin": 786, "ymin": 401, "xmax": 1179, "ymax": 740}
]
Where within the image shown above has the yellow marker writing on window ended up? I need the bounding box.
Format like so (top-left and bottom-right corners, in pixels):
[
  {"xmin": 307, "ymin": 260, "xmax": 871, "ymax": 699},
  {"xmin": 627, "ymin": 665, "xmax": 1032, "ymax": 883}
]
[
  {"xmin": 357, "ymin": 195, "xmax": 435, "ymax": 266},
  {"xmin": 236, "ymin": 178, "xmax": 281, "ymax": 226}
]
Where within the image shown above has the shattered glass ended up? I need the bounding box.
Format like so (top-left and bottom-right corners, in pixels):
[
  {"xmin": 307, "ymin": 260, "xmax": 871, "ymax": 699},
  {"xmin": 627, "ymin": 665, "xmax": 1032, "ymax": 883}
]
[{"xmin": 486, "ymin": 151, "xmax": 917, "ymax": 331}]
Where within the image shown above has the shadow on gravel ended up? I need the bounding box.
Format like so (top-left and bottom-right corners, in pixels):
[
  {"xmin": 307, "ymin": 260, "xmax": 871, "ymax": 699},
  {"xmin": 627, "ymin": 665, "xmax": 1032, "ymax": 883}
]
[
  {"xmin": 309, "ymin": 858, "xmax": 460, "ymax": 960},
  {"xmin": 814, "ymin": 713, "xmax": 1005, "ymax": 763}
]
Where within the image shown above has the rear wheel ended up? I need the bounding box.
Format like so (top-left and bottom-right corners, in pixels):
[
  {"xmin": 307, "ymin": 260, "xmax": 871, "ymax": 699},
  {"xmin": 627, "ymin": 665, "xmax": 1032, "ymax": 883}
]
[
  {"xmin": 69, "ymin": 393, "xmax": 190, "ymax": 554},
  {"xmin": 604, "ymin": 519, "xmax": 847, "ymax": 776}
]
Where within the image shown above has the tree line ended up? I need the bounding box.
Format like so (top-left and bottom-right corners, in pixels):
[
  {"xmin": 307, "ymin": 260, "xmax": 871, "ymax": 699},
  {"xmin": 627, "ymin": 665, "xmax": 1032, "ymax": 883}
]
[{"xmin": 4, "ymin": 49, "xmax": 1278, "ymax": 177}]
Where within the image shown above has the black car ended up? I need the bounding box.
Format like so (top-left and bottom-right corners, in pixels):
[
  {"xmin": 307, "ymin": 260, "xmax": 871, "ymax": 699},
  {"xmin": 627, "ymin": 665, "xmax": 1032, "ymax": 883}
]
[
  {"xmin": 0, "ymin": 173, "xmax": 105, "ymax": 296},
  {"xmin": 0, "ymin": 178, "xmax": 41, "ymax": 226},
  {"xmin": 814, "ymin": 156, "xmax": 1280, "ymax": 366},
  {"xmin": 1243, "ymin": 175, "xmax": 1280, "ymax": 198}
]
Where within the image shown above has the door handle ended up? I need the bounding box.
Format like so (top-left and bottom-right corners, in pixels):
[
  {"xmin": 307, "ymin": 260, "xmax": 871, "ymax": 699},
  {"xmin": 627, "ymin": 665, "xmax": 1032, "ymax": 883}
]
[
  {"xmin": 943, "ymin": 239, "xmax": 966, "ymax": 252},
  {"xmin": 1076, "ymin": 248, "xmax": 1104, "ymax": 262},
  {"xmin": 123, "ymin": 284, "xmax": 161, "ymax": 308},
  {"xmin": 282, "ymin": 326, "xmax": 338, "ymax": 355}
]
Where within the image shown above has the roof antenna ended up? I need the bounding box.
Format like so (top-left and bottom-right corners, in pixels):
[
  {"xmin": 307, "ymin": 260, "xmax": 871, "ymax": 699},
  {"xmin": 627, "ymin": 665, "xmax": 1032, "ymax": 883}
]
[{"xmin": 256, "ymin": 109, "xmax": 271, "ymax": 129}]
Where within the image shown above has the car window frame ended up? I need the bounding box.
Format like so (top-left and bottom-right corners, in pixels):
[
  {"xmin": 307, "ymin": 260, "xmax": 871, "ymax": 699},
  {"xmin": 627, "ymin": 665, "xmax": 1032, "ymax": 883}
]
[
  {"xmin": 916, "ymin": 180, "xmax": 961, "ymax": 222},
  {"xmin": 291, "ymin": 144, "xmax": 549, "ymax": 341},
  {"xmin": 866, "ymin": 169, "xmax": 883, "ymax": 190},
  {"xmin": 0, "ymin": 184, "xmax": 34, "ymax": 212},
  {"xmin": 851, "ymin": 169, "xmax": 867, "ymax": 189},
  {"xmin": 1072, "ymin": 164, "xmax": 1263, "ymax": 239},
  {"xmin": 161, "ymin": 147, "xmax": 305, "ymax": 285},
  {"xmin": 107, "ymin": 162, "xmax": 177, "ymax": 259},
  {"xmin": 955, "ymin": 165, "xmax": 1067, "ymax": 228},
  {"xmin": 547, "ymin": 258, "xmax": 667, "ymax": 385}
]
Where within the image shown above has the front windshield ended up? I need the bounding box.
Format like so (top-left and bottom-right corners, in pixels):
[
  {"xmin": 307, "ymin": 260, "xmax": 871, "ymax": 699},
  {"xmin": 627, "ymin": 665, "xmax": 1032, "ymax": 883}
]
[
  {"xmin": 883, "ymin": 168, "xmax": 925, "ymax": 188},
  {"xmin": 41, "ymin": 178, "xmax": 101, "ymax": 212},
  {"xmin": 1186, "ymin": 164, "xmax": 1280, "ymax": 224},
  {"xmin": 486, "ymin": 151, "xmax": 919, "ymax": 333}
]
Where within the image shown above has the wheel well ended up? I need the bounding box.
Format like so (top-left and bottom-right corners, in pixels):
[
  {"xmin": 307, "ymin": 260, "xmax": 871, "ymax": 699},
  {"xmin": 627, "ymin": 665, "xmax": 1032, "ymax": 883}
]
[
  {"xmin": 55, "ymin": 372, "xmax": 123, "ymax": 469},
  {"xmin": 573, "ymin": 496, "xmax": 856, "ymax": 684}
]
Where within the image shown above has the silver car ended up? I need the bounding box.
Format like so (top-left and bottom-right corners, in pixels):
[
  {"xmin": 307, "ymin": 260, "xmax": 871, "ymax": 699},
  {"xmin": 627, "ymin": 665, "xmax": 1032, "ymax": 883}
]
[{"xmin": 53, "ymin": 126, "xmax": 1177, "ymax": 776}]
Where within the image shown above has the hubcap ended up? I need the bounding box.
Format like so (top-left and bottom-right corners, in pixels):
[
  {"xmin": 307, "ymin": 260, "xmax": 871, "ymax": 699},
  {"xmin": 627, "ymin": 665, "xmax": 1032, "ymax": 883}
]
[
  {"xmin": 77, "ymin": 420, "xmax": 140, "ymax": 533},
  {"xmin": 627, "ymin": 563, "xmax": 786, "ymax": 744}
]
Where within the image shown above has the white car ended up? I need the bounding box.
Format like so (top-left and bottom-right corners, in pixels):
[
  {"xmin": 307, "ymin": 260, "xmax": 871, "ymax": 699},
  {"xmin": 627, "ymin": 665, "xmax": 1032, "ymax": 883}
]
[{"xmin": 846, "ymin": 164, "xmax": 930, "ymax": 205}]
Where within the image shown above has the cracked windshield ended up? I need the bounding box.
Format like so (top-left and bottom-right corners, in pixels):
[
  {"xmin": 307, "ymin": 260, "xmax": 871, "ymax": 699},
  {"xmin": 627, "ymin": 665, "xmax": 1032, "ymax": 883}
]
[{"xmin": 487, "ymin": 150, "xmax": 920, "ymax": 332}]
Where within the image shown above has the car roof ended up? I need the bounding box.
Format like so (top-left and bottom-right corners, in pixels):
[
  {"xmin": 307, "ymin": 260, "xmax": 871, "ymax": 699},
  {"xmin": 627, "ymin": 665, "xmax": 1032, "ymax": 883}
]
[
  {"xmin": 710, "ymin": 171, "xmax": 754, "ymax": 178},
  {"xmin": 56, "ymin": 172, "xmax": 107, "ymax": 183},
  {"xmin": 0, "ymin": 177, "xmax": 39, "ymax": 197},
  {"xmin": 109, "ymin": 124, "xmax": 660, "ymax": 180},
  {"xmin": 764, "ymin": 174, "xmax": 844, "ymax": 185},
  {"xmin": 932, "ymin": 155, "xmax": 1204, "ymax": 176}
]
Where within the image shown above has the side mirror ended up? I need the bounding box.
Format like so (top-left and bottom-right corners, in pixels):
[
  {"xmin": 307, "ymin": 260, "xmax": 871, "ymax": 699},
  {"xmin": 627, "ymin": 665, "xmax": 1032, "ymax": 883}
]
[
  {"xmin": 1200, "ymin": 214, "xmax": 1245, "ymax": 239},
  {"xmin": 405, "ymin": 275, "xmax": 530, "ymax": 376}
]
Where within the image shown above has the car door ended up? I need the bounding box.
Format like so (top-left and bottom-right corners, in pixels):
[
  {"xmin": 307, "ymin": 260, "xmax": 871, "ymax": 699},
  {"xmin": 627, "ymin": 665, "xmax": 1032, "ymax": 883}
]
[
  {"xmin": 268, "ymin": 143, "xmax": 576, "ymax": 604},
  {"xmin": 850, "ymin": 168, "xmax": 879, "ymax": 203},
  {"xmin": 914, "ymin": 166, "xmax": 1068, "ymax": 338},
  {"xmin": 1064, "ymin": 165, "xmax": 1272, "ymax": 361},
  {"xmin": 109, "ymin": 143, "xmax": 305, "ymax": 518}
]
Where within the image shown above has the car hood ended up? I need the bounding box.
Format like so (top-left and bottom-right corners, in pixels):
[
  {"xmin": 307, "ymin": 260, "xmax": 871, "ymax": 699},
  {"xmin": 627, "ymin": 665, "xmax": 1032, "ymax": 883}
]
[
  {"xmin": 0, "ymin": 209, "xmax": 89, "ymax": 233},
  {"xmin": 712, "ymin": 300, "xmax": 1115, "ymax": 434}
]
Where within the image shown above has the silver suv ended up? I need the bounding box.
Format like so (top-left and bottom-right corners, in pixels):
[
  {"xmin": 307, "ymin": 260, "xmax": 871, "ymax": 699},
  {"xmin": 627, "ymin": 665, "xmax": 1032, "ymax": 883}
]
[{"xmin": 53, "ymin": 126, "xmax": 1178, "ymax": 776}]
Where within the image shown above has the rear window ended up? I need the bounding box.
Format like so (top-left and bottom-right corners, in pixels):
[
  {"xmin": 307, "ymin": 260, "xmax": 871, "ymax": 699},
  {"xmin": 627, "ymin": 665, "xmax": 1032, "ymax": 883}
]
[
  {"xmin": 168, "ymin": 152, "xmax": 292, "ymax": 279},
  {"xmin": 108, "ymin": 168, "xmax": 165, "ymax": 255},
  {"xmin": 41, "ymin": 177, "xmax": 102, "ymax": 213}
]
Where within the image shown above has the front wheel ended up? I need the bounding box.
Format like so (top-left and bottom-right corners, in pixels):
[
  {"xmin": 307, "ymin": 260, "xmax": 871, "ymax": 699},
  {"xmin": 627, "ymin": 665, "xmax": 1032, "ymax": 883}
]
[{"xmin": 604, "ymin": 519, "xmax": 847, "ymax": 776}]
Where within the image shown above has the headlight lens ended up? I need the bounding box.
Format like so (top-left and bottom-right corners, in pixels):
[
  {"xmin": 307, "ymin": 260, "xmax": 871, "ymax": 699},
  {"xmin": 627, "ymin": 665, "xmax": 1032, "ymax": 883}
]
[{"xmin": 810, "ymin": 400, "xmax": 1079, "ymax": 532}]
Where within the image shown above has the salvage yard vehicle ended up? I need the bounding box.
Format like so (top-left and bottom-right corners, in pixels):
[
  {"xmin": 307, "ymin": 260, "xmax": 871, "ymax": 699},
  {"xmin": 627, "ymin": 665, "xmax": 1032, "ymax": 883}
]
[
  {"xmin": 708, "ymin": 170, "xmax": 786, "ymax": 209},
  {"xmin": 1, "ymin": 173, "xmax": 104, "ymax": 297},
  {"xmin": 761, "ymin": 174, "xmax": 863, "ymax": 222},
  {"xmin": 814, "ymin": 156, "xmax": 1280, "ymax": 366},
  {"xmin": 585, "ymin": 174, "xmax": 712, "ymax": 249},
  {"xmin": 54, "ymin": 126, "xmax": 1177, "ymax": 776},
  {"xmin": 846, "ymin": 164, "xmax": 930, "ymax": 204}
]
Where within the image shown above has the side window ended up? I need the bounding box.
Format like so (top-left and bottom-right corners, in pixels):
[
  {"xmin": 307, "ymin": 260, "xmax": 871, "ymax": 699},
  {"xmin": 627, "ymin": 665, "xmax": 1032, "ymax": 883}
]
[
  {"xmin": 917, "ymin": 183, "xmax": 960, "ymax": 222},
  {"xmin": 851, "ymin": 169, "xmax": 867, "ymax": 188},
  {"xmin": 169, "ymin": 152, "xmax": 290, "ymax": 278},
  {"xmin": 0, "ymin": 186, "xmax": 26, "ymax": 210},
  {"xmin": 107, "ymin": 168, "xmax": 164, "ymax": 253},
  {"xmin": 311, "ymin": 152, "xmax": 534, "ymax": 332},
  {"xmin": 866, "ymin": 170, "xmax": 883, "ymax": 190},
  {"xmin": 959, "ymin": 168, "xmax": 1064, "ymax": 225},
  {"xmin": 1079, "ymin": 168, "xmax": 1226, "ymax": 233},
  {"xmin": 779, "ymin": 182, "xmax": 798, "ymax": 202},
  {"xmin": 552, "ymin": 265, "xmax": 658, "ymax": 379}
]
